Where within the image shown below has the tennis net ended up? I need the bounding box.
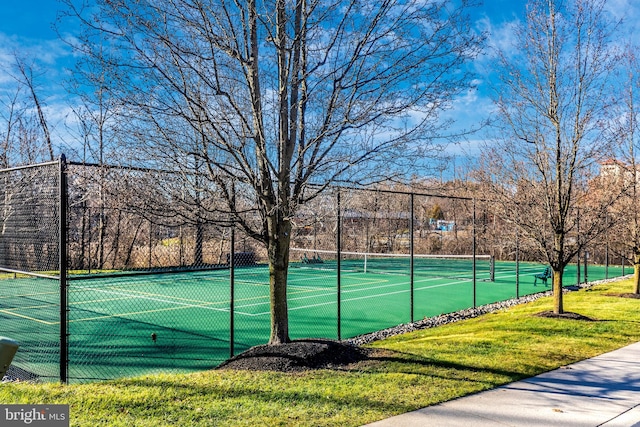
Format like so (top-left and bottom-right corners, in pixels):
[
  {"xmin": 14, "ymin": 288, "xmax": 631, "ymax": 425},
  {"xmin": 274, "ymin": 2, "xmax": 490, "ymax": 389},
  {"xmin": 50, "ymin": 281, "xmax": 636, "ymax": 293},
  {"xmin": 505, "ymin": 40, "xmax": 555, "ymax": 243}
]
[{"xmin": 290, "ymin": 248, "xmax": 494, "ymax": 281}]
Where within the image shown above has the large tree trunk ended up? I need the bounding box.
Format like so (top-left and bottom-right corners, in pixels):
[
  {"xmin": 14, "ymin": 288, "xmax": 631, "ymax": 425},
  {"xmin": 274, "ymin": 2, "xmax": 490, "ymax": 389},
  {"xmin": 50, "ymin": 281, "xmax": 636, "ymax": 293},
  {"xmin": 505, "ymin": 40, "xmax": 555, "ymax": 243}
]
[
  {"xmin": 634, "ymin": 251, "xmax": 640, "ymax": 294},
  {"xmin": 553, "ymin": 231, "xmax": 565, "ymax": 314},
  {"xmin": 553, "ymin": 269, "xmax": 563, "ymax": 314},
  {"xmin": 267, "ymin": 216, "xmax": 292, "ymax": 345}
]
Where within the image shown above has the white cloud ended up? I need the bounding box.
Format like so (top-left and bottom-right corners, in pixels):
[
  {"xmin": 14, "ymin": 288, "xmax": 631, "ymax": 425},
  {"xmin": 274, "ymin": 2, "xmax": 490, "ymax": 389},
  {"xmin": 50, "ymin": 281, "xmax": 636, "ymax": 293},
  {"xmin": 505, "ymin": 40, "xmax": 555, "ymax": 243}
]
[
  {"xmin": 0, "ymin": 30, "xmax": 76, "ymax": 154},
  {"xmin": 0, "ymin": 32, "xmax": 71, "ymax": 70},
  {"xmin": 475, "ymin": 16, "xmax": 521, "ymax": 62},
  {"xmin": 604, "ymin": 0, "xmax": 637, "ymax": 20}
]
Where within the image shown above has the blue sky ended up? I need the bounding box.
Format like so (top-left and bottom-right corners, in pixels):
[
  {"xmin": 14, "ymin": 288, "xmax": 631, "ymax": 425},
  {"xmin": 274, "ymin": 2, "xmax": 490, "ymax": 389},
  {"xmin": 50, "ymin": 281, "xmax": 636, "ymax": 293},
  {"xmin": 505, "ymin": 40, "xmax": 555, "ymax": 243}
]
[
  {"xmin": 0, "ymin": 0, "xmax": 526, "ymax": 42},
  {"xmin": 0, "ymin": 1, "xmax": 66, "ymax": 68},
  {"xmin": 0, "ymin": 1, "xmax": 522, "ymax": 160},
  {"xmin": 1, "ymin": 0, "xmax": 638, "ymax": 168},
  {"xmin": 1, "ymin": 1, "xmax": 61, "ymax": 39}
]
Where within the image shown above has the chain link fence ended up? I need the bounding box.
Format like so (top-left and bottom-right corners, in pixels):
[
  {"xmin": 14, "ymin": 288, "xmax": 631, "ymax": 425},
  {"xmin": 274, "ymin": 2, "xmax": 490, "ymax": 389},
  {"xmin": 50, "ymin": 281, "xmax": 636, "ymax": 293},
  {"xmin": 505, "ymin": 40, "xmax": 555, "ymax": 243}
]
[
  {"xmin": 0, "ymin": 160, "xmax": 62, "ymax": 382},
  {"xmin": 0, "ymin": 159, "xmax": 629, "ymax": 383}
]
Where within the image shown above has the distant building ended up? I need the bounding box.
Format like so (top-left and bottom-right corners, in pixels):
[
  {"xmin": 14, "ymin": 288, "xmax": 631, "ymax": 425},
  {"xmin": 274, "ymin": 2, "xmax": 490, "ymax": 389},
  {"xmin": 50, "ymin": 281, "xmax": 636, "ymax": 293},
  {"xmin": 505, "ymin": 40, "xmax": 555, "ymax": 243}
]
[
  {"xmin": 429, "ymin": 218, "xmax": 455, "ymax": 232},
  {"xmin": 599, "ymin": 159, "xmax": 640, "ymax": 183}
]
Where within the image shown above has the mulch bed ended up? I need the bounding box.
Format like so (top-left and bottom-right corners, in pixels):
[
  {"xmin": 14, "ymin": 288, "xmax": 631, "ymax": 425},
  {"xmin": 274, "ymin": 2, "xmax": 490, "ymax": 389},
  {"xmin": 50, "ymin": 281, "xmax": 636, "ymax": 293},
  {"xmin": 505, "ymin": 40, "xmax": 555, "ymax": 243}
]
[
  {"xmin": 216, "ymin": 339, "xmax": 370, "ymax": 372},
  {"xmin": 534, "ymin": 311, "xmax": 595, "ymax": 321}
]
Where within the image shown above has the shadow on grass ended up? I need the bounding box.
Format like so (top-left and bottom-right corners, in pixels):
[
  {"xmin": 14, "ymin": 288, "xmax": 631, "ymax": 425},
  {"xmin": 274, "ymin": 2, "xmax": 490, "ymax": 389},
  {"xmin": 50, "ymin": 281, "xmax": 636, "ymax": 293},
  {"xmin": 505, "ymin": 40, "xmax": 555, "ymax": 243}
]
[
  {"xmin": 603, "ymin": 292, "xmax": 640, "ymax": 299},
  {"xmin": 108, "ymin": 348, "xmax": 529, "ymax": 421},
  {"xmin": 359, "ymin": 347, "xmax": 530, "ymax": 383}
]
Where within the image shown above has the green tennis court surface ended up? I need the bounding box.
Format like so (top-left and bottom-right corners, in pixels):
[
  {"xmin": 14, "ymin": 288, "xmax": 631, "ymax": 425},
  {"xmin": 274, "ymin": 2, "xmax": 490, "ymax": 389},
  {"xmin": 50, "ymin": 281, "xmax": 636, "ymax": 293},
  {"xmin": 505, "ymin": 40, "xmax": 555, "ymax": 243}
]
[{"xmin": 1, "ymin": 260, "xmax": 627, "ymax": 382}]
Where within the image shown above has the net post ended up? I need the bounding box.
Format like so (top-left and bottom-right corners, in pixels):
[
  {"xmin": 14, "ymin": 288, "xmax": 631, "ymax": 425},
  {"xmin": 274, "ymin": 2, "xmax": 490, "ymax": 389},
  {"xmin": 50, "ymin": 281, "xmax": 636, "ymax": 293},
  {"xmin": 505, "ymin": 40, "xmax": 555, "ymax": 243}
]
[
  {"xmin": 336, "ymin": 190, "xmax": 342, "ymax": 341},
  {"xmin": 59, "ymin": 154, "xmax": 69, "ymax": 384}
]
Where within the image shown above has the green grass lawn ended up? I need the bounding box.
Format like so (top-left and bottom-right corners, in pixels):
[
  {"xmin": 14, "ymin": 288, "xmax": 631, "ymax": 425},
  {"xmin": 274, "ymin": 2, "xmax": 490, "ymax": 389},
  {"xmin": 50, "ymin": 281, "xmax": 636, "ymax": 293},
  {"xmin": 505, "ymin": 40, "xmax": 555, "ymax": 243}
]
[{"xmin": 2, "ymin": 278, "xmax": 640, "ymax": 426}]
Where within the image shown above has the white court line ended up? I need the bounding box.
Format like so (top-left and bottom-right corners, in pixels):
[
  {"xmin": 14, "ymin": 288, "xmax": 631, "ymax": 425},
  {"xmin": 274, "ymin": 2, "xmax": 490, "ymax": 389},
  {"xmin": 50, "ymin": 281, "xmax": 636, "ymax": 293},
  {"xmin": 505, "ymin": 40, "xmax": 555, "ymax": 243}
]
[
  {"xmin": 74, "ymin": 285, "xmax": 264, "ymax": 317},
  {"xmin": 74, "ymin": 285, "xmax": 230, "ymax": 314},
  {"xmin": 73, "ymin": 265, "xmax": 550, "ymax": 320},
  {"xmin": 242, "ymin": 279, "xmax": 469, "ymax": 316},
  {"xmin": 238, "ymin": 266, "xmax": 552, "ymax": 317},
  {"xmin": 0, "ymin": 308, "xmax": 58, "ymax": 325},
  {"xmin": 232, "ymin": 273, "xmax": 439, "ymax": 314}
]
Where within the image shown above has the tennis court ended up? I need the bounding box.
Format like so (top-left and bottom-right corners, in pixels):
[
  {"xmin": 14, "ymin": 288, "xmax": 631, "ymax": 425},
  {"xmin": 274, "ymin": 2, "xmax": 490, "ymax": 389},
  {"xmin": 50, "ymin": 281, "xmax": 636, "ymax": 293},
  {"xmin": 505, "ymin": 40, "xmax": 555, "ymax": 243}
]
[{"xmin": 1, "ymin": 257, "xmax": 626, "ymax": 382}]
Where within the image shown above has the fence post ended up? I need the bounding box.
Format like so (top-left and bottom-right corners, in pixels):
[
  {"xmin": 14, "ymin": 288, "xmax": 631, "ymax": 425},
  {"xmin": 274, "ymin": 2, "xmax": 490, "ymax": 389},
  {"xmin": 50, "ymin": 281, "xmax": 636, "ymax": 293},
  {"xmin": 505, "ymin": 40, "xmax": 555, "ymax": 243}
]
[
  {"xmin": 584, "ymin": 249, "xmax": 588, "ymax": 284},
  {"xmin": 472, "ymin": 199, "xmax": 477, "ymax": 308},
  {"xmin": 59, "ymin": 154, "xmax": 68, "ymax": 384},
  {"xmin": 337, "ymin": 190, "xmax": 342, "ymax": 341},
  {"xmin": 229, "ymin": 225, "xmax": 235, "ymax": 358},
  {"xmin": 516, "ymin": 226, "xmax": 520, "ymax": 299},
  {"xmin": 605, "ymin": 215, "xmax": 609, "ymax": 279},
  {"xmin": 576, "ymin": 208, "xmax": 581, "ymax": 285},
  {"xmin": 410, "ymin": 193, "xmax": 414, "ymax": 323},
  {"xmin": 148, "ymin": 220, "xmax": 153, "ymax": 268}
]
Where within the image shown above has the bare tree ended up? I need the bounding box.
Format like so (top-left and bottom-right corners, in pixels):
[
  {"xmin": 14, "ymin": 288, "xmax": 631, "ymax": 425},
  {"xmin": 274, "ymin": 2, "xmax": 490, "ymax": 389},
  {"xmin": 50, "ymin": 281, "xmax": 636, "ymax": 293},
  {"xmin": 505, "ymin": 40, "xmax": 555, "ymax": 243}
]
[
  {"xmin": 1, "ymin": 54, "xmax": 56, "ymax": 167},
  {"xmin": 1, "ymin": 55, "xmax": 51, "ymax": 252},
  {"xmin": 14, "ymin": 57, "xmax": 55, "ymax": 162},
  {"xmin": 479, "ymin": 0, "xmax": 621, "ymax": 314},
  {"xmin": 65, "ymin": 45, "xmax": 122, "ymax": 270},
  {"xmin": 0, "ymin": 89, "xmax": 20, "ymax": 170},
  {"xmin": 606, "ymin": 45, "xmax": 640, "ymax": 294},
  {"xmin": 63, "ymin": 0, "xmax": 483, "ymax": 344}
]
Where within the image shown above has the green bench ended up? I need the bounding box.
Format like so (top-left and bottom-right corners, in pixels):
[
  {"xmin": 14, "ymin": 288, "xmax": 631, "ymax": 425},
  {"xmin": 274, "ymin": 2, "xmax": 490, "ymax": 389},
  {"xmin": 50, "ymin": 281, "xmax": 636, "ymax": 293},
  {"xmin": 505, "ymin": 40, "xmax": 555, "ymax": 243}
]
[{"xmin": 534, "ymin": 266, "xmax": 552, "ymax": 286}]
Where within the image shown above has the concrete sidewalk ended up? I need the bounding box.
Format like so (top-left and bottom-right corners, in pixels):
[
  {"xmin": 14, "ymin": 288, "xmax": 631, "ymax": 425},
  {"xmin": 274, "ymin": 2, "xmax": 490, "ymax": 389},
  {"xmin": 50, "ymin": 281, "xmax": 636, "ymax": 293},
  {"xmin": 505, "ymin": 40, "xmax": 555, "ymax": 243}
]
[{"xmin": 364, "ymin": 341, "xmax": 640, "ymax": 427}]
